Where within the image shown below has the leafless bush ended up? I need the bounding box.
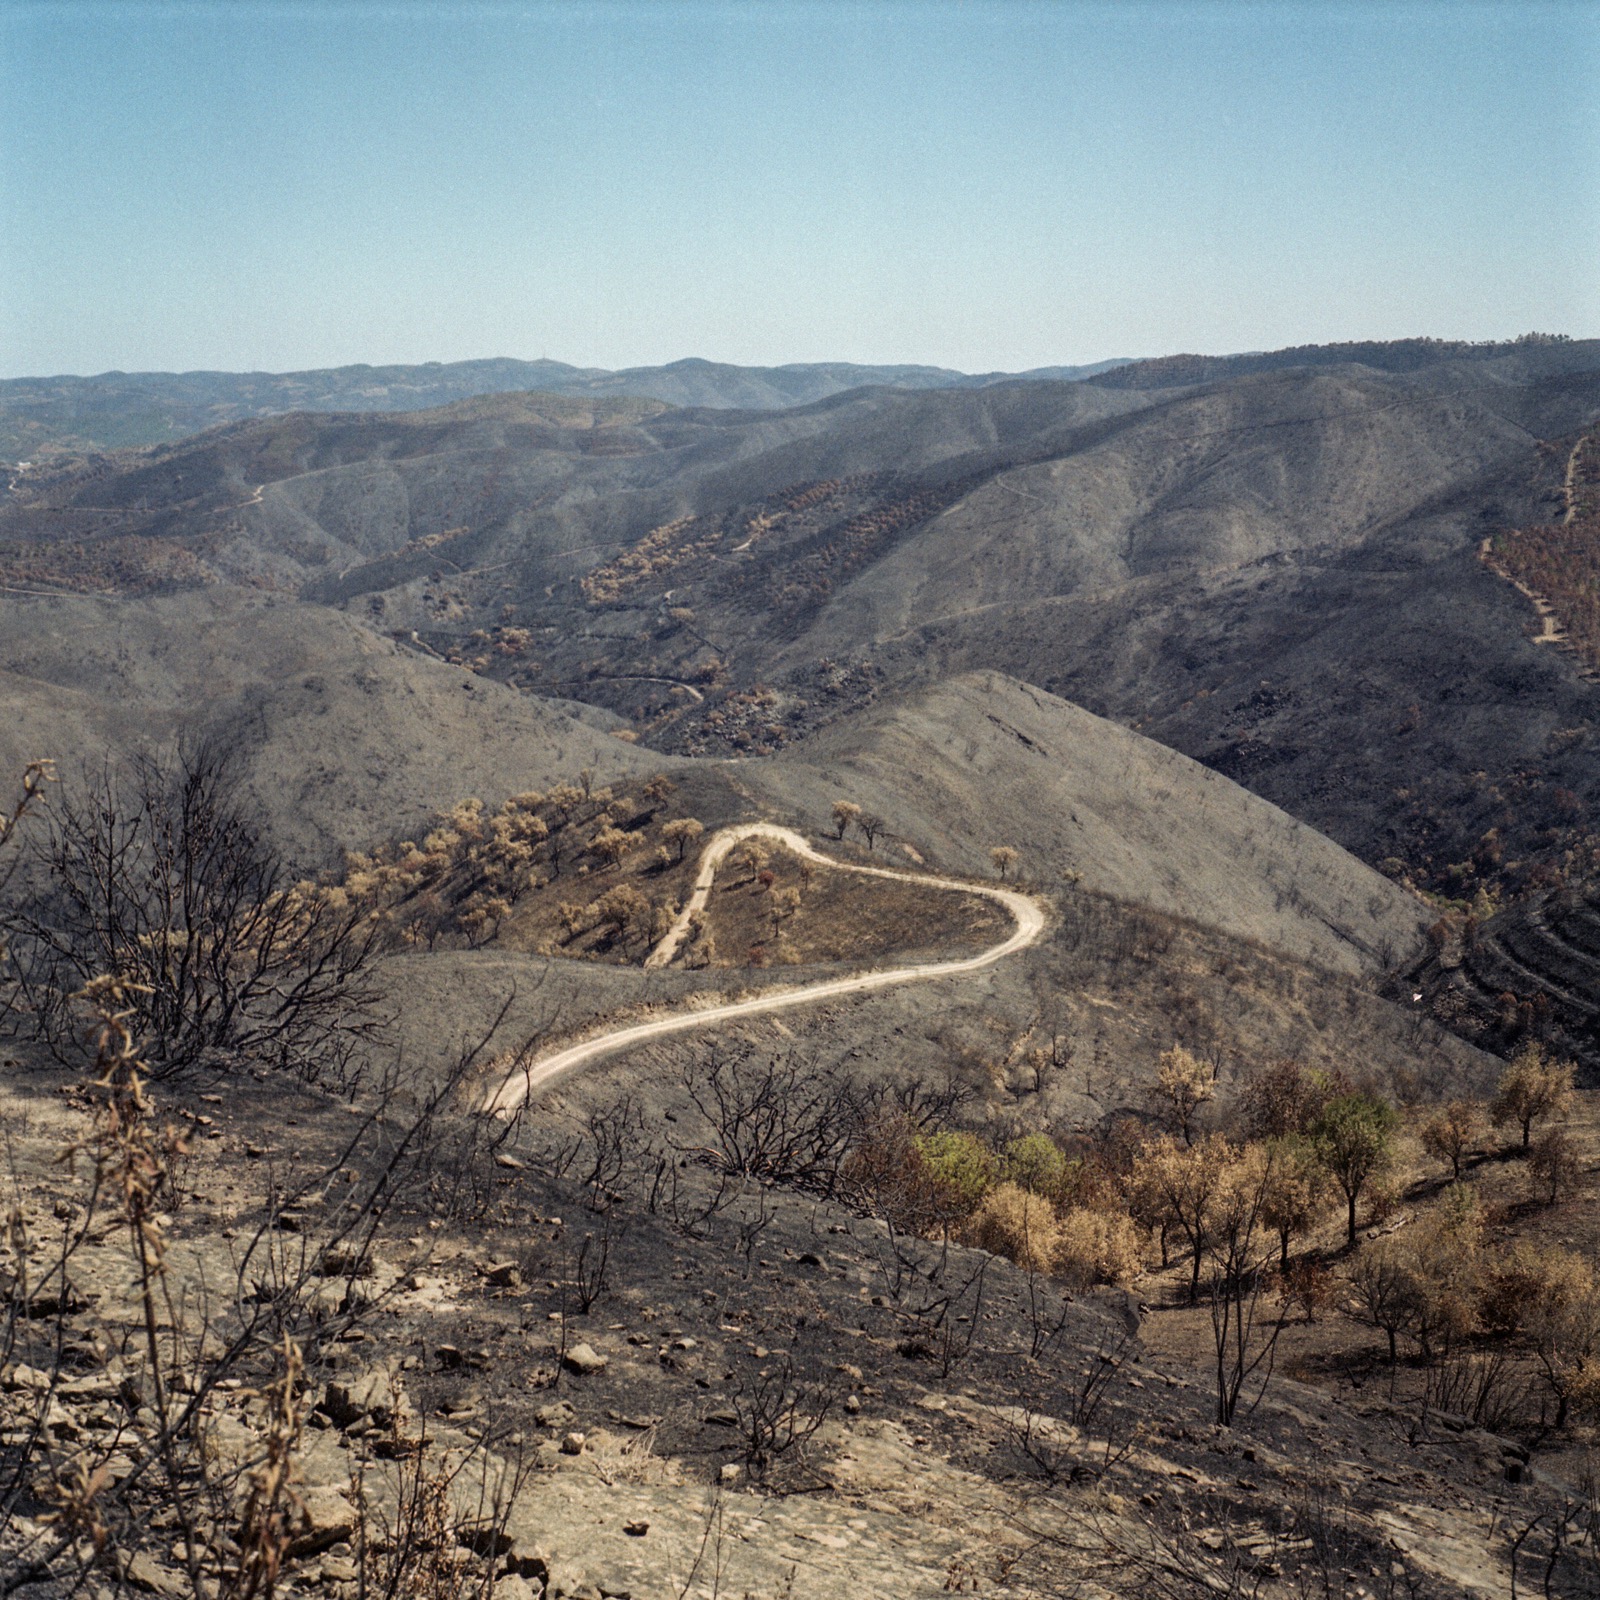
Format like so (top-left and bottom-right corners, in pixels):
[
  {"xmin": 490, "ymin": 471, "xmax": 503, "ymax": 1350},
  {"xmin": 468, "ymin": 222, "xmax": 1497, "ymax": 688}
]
[
  {"xmin": 567, "ymin": 1213, "xmax": 622, "ymax": 1315},
  {"xmin": 896, "ymin": 1252, "xmax": 991, "ymax": 1381},
  {"xmin": 1422, "ymin": 1346, "xmax": 1535, "ymax": 1436},
  {"xmin": 1001, "ymin": 1328, "xmax": 1136, "ymax": 1484},
  {"xmin": 731, "ymin": 1353, "xmax": 844, "ymax": 1481},
  {"xmin": 1023, "ymin": 1269, "xmax": 1075, "ymax": 1360},
  {"xmin": 675, "ymin": 1044, "xmax": 858, "ymax": 1193},
  {"xmin": 2, "ymin": 745, "xmax": 386, "ymax": 1088},
  {"xmin": 0, "ymin": 759, "xmax": 51, "ymax": 905},
  {"xmin": 354, "ymin": 1423, "xmax": 532, "ymax": 1600},
  {"xmin": 575, "ymin": 1092, "xmax": 655, "ymax": 1209}
]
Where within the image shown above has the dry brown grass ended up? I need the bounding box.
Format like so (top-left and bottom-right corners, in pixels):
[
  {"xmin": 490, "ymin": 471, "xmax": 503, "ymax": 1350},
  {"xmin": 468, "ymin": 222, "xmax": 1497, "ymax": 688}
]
[{"xmin": 698, "ymin": 844, "xmax": 1008, "ymax": 968}]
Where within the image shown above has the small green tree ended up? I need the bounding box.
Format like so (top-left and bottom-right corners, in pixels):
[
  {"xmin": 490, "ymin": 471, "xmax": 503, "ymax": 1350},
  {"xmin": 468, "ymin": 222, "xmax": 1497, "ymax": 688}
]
[
  {"xmin": 1000, "ymin": 1132, "xmax": 1068, "ymax": 1200},
  {"xmin": 1309, "ymin": 1092, "xmax": 1399, "ymax": 1248},
  {"xmin": 1491, "ymin": 1044, "xmax": 1575, "ymax": 1149},
  {"xmin": 914, "ymin": 1130, "xmax": 996, "ymax": 1221}
]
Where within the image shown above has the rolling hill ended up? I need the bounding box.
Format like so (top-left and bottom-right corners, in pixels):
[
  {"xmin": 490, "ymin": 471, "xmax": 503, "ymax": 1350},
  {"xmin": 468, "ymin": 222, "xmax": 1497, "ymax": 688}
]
[
  {"xmin": 11, "ymin": 334, "xmax": 1588, "ymax": 904},
  {"xmin": 0, "ymin": 354, "xmax": 1132, "ymax": 462},
  {"xmin": 2, "ymin": 334, "xmax": 1598, "ymax": 1082}
]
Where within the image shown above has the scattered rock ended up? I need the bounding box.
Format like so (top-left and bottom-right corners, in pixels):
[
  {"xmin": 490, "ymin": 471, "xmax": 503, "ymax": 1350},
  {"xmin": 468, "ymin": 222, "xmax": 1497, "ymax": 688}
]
[
  {"xmin": 120, "ymin": 1551, "xmax": 182, "ymax": 1597},
  {"xmin": 483, "ymin": 1260, "xmax": 522, "ymax": 1288},
  {"xmin": 323, "ymin": 1369, "xmax": 398, "ymax": 1428},
  {"xmin": 563, "ymin": 1343, "xmax": 608, "ymax": 1376},
  {"xmin": 288, "ymin": 1489, "xmax": 357, "ymax": 1557},
  {"xmin": 606, "ymin": 1409, "xmax": 660, "ymax": 1430},
  {"xmin": 623, "ymin": 1519, "xmax": 649, "ymax": 1537},
  {"xmin": 1, "ymin": 1362, "xmax": 53, "ymax": 1392},
  {"xmin": 560, "ymin": 1432, "xmax": 586, "ymax": 1455},
  {"xmin": 318, "ymin": 1247, "xmax": 371, "ymax": 1278}
]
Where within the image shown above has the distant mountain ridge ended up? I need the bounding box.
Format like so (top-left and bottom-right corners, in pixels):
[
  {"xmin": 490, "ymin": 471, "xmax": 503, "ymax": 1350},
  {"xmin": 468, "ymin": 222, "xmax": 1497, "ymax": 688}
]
[
  {"xmin": 1089, "ymin": 332, "xmax": 1587, "ymax": 390},
  {"xmin": 0, "ymin": 354, "xmax": 1132, "ymax": 461}
]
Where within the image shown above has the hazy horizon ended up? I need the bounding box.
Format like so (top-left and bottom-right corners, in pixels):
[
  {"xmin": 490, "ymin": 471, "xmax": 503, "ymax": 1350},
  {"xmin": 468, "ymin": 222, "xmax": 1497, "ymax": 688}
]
[{"xmin": 4, "ymin": 0, "xmax": 1596, "ymax": 380}]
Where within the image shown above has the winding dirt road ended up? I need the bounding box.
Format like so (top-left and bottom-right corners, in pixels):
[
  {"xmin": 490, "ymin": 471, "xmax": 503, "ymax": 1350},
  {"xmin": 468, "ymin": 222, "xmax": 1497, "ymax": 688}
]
[{"xmin": 485, "ymin": 823, "xmax": 1046, "ymax": 1113}]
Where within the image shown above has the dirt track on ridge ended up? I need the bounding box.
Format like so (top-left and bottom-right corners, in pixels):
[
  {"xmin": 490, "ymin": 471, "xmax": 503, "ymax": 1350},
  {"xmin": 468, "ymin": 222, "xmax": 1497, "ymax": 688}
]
[{"xmin": 485, "ymin": 823, "xmax": 1045, "ymax": 1113}]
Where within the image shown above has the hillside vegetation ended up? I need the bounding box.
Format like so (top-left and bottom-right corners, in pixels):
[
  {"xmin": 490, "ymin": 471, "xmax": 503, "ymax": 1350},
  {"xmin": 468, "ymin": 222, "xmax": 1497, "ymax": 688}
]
[
  {"xmin": 7, "ymin": 338, "xmax": 1597, "ymax": 911},
  {"xmin": 7, "ymin": 336, "xmax": 1600, "ymax": 1595}
]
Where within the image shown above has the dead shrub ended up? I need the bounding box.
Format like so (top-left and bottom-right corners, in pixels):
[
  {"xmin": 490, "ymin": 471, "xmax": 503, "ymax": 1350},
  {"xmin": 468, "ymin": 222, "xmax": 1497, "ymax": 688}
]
[
  {"xmin": 1054, "ymin": 1207, "xmax": 1145, "ymax": 1289},
  {"xmin": 969, "ymin": 1182, "xmax": 1060, "ymax": 1274}
]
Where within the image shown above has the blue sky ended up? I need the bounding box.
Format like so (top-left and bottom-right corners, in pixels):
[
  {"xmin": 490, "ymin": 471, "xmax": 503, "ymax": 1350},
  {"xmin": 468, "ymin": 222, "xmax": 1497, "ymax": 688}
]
[{"xmin": 2, "ymin": 1, "xmax": 1595, "ymax": 376}]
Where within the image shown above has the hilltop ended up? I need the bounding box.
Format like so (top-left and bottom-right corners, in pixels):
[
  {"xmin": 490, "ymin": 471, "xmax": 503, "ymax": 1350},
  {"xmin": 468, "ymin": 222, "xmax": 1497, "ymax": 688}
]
[{"xmin": 0, "ymin": 355, "xmax": 1132, "ymax": 462}]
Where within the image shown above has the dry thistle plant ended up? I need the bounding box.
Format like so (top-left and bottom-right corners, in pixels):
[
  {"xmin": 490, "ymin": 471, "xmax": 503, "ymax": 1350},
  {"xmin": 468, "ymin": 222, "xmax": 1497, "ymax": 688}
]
[{"xmin": 6, "ymin": 976, "xmax": 310, "ymax": 1600}]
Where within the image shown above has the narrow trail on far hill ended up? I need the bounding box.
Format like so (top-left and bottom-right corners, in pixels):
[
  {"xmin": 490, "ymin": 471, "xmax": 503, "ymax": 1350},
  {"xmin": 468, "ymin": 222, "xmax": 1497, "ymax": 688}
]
[
  {"xmin": 1480, "ymin": 535, "xmax": 1569, "ymax": 647},
  {"xmin": 484, "ymin": 822, "xmax": 1046, "ymax": 1113},
  {"xmin": 1564, "ymin": 435, "xmax": 1585, "ymax": 524}
]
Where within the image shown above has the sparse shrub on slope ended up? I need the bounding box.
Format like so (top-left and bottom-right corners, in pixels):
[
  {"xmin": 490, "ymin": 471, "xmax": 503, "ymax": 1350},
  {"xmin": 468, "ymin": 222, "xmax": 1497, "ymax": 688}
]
[
  {"xmin": 1419, "ymin": 1097, "xmax": 1490, "ymax": 1179},
  {"xmin": 1491, "ymin": 1042, "xmax": 1576, "ymax": 1150},
  {"xmin": 971, "ymin": 1182, "xmax": 1061, "ymax": 1274},
  {"xmin": 1054, "ymin": 1207, "xmax": 1145, "ymax": 1289},
  {"xmin": 329, "ymin": 774, "xmax": 695, "ymax": 964}
]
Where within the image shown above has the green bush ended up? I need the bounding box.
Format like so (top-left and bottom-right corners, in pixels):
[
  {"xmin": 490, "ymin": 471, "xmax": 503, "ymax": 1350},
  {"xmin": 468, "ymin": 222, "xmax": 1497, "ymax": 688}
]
[{"xmin": 914, "ymin": 1129, "xmax": 996, "ymax": 1216}]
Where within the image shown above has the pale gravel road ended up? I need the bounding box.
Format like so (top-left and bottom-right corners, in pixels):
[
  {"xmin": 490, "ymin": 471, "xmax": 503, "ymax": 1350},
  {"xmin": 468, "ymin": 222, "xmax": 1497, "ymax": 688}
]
[{"xmin": 485, "ymin": 823, "xmax": 1046, "ymax": 1114}]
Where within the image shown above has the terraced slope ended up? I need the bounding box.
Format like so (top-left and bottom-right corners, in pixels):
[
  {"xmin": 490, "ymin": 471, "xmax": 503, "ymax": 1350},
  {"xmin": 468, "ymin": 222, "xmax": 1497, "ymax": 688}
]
[{"xmin": 1419, "ymin": 883, "xmax": 1600, "ymax": 1079}]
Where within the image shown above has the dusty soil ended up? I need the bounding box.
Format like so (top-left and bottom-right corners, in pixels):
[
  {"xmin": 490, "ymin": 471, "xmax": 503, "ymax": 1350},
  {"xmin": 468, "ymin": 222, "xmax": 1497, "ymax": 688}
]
[{"xmin": 4, "ymin": 1045, "xmax": 1590, "ymax": 1599}]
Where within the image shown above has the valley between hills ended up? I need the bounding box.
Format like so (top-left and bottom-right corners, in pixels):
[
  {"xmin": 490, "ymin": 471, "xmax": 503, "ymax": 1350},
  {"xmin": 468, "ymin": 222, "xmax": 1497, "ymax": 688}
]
[{"xmin": 4, "ymin": 335, "xmax": 1600, "ymax": 1599}]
